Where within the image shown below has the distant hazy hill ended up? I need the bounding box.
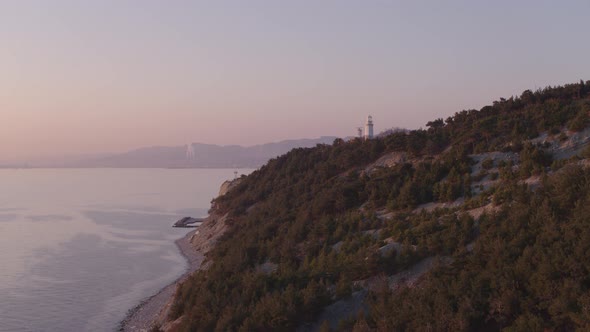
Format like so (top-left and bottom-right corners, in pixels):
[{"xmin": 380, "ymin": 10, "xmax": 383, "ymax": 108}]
[{"xmin": 60, "ymin": 137, "xmax": 338, "ymax": 168}]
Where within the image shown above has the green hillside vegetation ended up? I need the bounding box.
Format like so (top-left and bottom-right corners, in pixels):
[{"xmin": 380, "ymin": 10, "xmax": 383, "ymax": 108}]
[{"xmin": 169, "ymin": 81, "xmax": 590, "ymax": 331}]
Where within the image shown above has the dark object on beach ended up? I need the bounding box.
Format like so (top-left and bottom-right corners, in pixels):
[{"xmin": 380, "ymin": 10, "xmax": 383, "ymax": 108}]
[{"xmin": 173, "ymin": 217, "xmax": 204, "ymax": 228}]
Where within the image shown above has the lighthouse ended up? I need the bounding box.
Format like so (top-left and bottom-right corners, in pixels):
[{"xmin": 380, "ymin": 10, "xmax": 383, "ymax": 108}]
[{"xmin": 364, "ymin": 115, "xmax": 374, "ymax": 140}]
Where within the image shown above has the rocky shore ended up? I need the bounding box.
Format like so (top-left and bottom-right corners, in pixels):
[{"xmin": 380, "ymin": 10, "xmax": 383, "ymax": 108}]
[
  {"xmin": 120, "ymin": 229, "xmax": 203, "ymax": 332},
  {"xmin": 120, "ymin": 178, "xmax": 241, "ymax": 331}
]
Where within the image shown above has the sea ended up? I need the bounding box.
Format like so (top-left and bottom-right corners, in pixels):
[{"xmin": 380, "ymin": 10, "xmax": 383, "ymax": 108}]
[{"xmin": 0, "ymin": 168, "xmax": 253, "ymax": 332}]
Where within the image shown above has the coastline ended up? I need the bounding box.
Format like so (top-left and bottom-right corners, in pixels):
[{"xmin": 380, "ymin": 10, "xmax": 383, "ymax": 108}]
[
  {"xmin": 120, "ymin": 179, "xmax": 237, "ymax": 331},
  {"xmin": 120, "ymin": 229, "xmax": 203, "ymax": 332}
]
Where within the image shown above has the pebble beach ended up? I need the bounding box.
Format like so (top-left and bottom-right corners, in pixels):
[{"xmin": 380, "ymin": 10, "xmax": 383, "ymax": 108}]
[{"xmin": 121, "ymin": 230, "xmax": 203, "ymax": 332}]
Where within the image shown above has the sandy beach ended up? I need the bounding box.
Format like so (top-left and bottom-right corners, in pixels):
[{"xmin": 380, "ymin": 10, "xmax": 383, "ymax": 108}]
[{"xmin": 120, "ymin": 229, "xmax": 203, "ymax": 332}]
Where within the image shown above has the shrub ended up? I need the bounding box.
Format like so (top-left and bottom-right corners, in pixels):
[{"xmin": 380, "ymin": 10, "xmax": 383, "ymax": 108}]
[{"xmin": 481, "ymin": 158, "xmax": 494, "ymax": 170}]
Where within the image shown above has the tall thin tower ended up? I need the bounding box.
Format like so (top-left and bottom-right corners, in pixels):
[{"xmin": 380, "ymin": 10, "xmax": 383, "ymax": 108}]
[
  {"xmin": 186, "ymin": 144, "xmax": 195, "ymax": 161},
  {"xmin": 364, "ymin": 115, "xmax": 374, "ymax": 140}
]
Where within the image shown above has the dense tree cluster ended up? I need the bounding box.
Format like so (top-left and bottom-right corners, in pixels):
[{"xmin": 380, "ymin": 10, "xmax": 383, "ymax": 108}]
[
  {"xmin": 365, "ymin": 165, "xmax": 590, "ymax": 331},
  {"xmin": 167, "ymin": 81, "xmax": 590, "ymax": 331}
]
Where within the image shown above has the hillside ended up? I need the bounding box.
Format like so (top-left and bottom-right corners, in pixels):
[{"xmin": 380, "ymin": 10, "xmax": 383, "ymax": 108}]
[
  {"xmin": 162, "ymin": 81, "xmax": 590, "ymax": 331},
  {"xmin": 32, "ymin": 137, "xmax": 338, "ymax": 168}
]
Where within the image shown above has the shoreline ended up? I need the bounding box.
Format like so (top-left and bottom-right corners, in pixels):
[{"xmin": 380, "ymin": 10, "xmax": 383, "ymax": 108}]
[{"xmin": 120, "ymin": 229, "xmax": 203, "ymax": 332}]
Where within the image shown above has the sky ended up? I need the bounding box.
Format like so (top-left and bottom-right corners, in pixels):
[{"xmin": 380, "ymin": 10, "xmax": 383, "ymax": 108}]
[{"xmin": 1, "ymin": 0, "xmax": 589, "ymax": 161}]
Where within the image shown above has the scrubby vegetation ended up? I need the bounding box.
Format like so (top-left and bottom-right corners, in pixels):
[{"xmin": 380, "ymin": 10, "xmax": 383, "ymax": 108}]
[
  {"xmin": 365, "ymin": 165, "xmax": 590, "ymax": 331},
  {"xmin": 170, "ymin": 81, "xmax": 590, "ymax": 331}
]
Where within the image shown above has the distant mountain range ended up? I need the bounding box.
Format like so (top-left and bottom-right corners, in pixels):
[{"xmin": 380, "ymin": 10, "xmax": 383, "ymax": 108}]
[{"xmin": 35, "ymin": 137, "xmax": 338, "ymax": 168}]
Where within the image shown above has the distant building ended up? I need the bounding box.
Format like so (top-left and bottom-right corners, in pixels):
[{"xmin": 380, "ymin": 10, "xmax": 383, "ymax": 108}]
[
  {"xmin": 186, "ymin": 144, "xmax": 195, "ymax": 160},
  {"xmin": 364, "ymin": 115, "xmax": 374, "ymax": 140}
]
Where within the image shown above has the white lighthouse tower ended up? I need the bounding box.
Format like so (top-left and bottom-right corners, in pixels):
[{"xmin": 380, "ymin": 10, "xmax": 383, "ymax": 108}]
[{"xmin": 364, "ymin": 115, "xmax": 374, "ymax": 140}]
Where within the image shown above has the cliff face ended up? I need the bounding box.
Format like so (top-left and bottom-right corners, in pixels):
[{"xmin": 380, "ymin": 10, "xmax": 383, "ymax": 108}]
[
  {"xmin": 218, "ymin": 178, "xmax": 242, "ymax": 197},
  {"xmin": 155, "ymin": 179, "xmax": 241, "ymax": 332},
  {"xmin": 190, "ymin": 178, "xmax": 242, "ymax": 257},
  {"xmin": 188, "ymin": 212, "xmax": 229, "ymax": 259}
]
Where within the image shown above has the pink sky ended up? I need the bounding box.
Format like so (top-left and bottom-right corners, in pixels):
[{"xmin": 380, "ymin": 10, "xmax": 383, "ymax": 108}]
[{"xmin": 1, "ymin": 1, "xmax": 588, "ymax": 162}]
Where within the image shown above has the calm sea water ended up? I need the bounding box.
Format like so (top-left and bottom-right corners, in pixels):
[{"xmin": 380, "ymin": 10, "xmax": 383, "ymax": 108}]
[{"xmin": 0, "ymin": 168, "xmax": 253, "ymax": 332}]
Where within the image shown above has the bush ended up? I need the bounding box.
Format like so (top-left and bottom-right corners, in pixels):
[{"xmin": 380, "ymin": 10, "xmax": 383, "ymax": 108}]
[
  {"xmin": 559, "ymin": 132, "xmax": 568, "ymax": 141},
  {"xmin": 549, "ymin": 126, "xmax": 561, "ymax": 135},
  {"xmin": 568, "ymin": 108, "xmax": 589, "ymax": 132},
  {"xmin": 481, "ymin": 158, "xmax": 494, "ymax": 170}
]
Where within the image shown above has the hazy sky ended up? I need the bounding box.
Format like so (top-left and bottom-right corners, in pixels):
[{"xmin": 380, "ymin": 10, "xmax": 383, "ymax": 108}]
[{"xmin": 1, "ymin": 1, "xmax": 589, "ymax": 161}]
